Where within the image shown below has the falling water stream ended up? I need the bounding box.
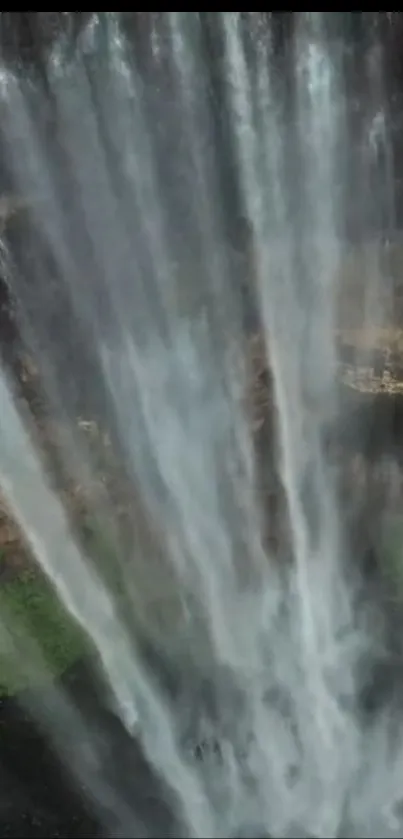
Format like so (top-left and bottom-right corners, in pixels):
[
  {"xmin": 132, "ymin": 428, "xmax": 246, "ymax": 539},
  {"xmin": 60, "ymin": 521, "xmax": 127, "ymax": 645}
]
[{"xmin": 0, "ymin": 11, "xmax": 401, "ymax": 838}]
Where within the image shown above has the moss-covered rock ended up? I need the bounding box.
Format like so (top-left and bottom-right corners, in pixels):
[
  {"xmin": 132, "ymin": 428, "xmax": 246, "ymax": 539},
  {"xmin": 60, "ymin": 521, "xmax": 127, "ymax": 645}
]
[
  {"xmin": 0, "ymin": 556, "xmax": 87, "ymax": 696},
  {"xmin": 377, "ymin": 513, "xmax": 403, "ymax": 598}
]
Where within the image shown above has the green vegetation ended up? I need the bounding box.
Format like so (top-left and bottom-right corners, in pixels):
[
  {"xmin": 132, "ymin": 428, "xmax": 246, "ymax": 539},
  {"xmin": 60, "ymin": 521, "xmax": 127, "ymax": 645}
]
[
  {"xmin": 0, "ymin": 551, "xmax": 87, "ymax": 696},
  {"xmin": 0, "ymin": 509, "xmax": 130, "ymax": 698},
  {"xmin": 378, "ymin": 513, "xmax": 403, "ymax": 599}
]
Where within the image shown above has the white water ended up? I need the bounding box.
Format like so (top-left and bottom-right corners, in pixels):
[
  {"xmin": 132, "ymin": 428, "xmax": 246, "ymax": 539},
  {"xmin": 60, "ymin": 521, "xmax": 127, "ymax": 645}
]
[{"xmin": 0, "ymin": 12, "xmax": 401, "ymax": 838}]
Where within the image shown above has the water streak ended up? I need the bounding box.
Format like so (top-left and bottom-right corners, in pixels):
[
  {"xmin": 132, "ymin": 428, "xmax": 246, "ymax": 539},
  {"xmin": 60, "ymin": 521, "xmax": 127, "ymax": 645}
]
[{"xmin": 0, "ymin": 11, "xmax": 401, "ymax": 838}]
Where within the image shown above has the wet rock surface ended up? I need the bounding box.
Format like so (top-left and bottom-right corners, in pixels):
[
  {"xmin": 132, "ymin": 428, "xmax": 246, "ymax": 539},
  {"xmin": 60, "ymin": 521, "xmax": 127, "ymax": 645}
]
[
  {"xmin": 0, "ymin": 658, "xmax": 178, "ymax": 838},
  {"xmin": 0, "ymin": 668, "xmax": 99, "ymax": 838}
]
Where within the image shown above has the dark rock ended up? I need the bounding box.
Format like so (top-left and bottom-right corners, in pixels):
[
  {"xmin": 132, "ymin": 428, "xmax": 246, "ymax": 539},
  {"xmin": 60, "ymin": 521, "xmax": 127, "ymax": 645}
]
[{"xmin": 0, "ymin": 657, "xmax": 179, "ymax": 838}]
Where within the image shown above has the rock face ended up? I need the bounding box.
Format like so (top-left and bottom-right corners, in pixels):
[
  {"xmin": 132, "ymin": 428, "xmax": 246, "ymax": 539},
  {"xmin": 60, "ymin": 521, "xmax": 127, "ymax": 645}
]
[
  {"xmin": 336, "ymin": 326, "xmax": 403, "ymax": 459},
  {"xmin": 0, "ymin": 13, "xmax": 89, "ymax": 71},
  {"xmin": 245, "ymin": 317, "xmax": 403, "ymax": 586}
]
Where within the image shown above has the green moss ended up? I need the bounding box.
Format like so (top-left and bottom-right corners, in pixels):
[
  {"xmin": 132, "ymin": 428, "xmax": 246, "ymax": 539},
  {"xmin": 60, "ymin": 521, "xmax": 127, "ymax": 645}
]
[
  {"xmin": 378, "ymin": 513, "xmax": 403, "ymax": 598},
  {"xmin": 0, "ymin": 556, "xmax": 87, "ymax": 696}
]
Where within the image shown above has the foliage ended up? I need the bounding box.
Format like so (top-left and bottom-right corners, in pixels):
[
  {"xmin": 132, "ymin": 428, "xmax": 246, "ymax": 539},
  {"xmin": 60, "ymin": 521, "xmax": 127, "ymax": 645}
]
[{"xmin": 0, "ymin": 553, "xmax": 87, "ymax": 696}]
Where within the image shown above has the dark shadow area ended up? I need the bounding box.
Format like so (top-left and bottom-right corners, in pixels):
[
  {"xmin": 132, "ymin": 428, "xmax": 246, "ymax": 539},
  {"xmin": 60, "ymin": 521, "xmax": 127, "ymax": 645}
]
[{"xmin": 0, "ymin": 657, "xmax": 178, "ymax": 838}]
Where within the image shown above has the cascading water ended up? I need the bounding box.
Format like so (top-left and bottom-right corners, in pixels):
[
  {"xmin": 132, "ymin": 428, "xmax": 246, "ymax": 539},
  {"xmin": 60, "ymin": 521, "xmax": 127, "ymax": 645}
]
[{"xmin": 0, "ymin": 11, "xmax": 401, "ymax": 839}]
